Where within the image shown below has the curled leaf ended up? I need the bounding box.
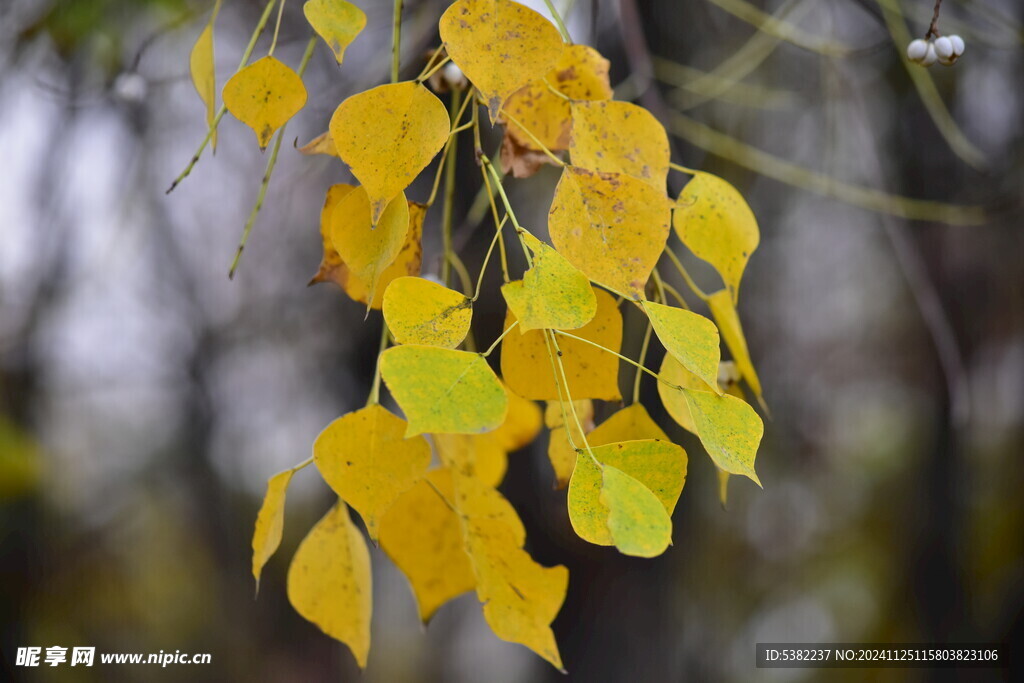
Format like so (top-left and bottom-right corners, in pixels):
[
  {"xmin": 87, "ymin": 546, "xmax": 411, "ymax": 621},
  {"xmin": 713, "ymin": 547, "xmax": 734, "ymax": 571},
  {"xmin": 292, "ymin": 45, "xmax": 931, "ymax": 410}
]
[{"xmin": 251, "ymin": 468, "xmax": 293, "ymax": 591}]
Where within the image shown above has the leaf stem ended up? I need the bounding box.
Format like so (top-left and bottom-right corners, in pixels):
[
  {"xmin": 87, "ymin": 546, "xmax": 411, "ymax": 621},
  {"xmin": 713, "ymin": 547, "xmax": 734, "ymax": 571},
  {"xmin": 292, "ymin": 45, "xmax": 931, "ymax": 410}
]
[
  {"xmin": 166, "ymin": 0, "xmax": 279, "ymax": 194},
  {"xmin": 669, "ymin": 161, "xmax": 698, "ymax": 175},
  {"xmin": 499, "ymin": 108, "xmax": 565, "ymax": 167},
  {"xmin": 543, "ymin": 0, "xmax": 572, "ymax": 42},
  {"xmin": 552, "ymin": 329, "xmax": 680, "ymax": 392},
  {"xmin": 417, "ymin": 55, "xmax": 452, "ymax": 84},
  {"xmin": 391, "ymin": 0, "xmax": 403, "ymax": 82},
  {"xmin": 228, "ymin": 35, "xmax": 317, "ymax": 278},
  {"xmin": 473, "ymin": 215, "xmax": 509, "ymax": 301},
  {"xmin": 482, "ymin": 320, "xmax": 519, "ymax": 357},
  {"xmin": 268, "ymin": 0, "xmax": 287, "ymax": 56},
  {"xmin": 664, "ymin": 247, "xmax": 709, "ymax": 302},
  {"xmin": 632, "ymin": 317, "xmax": 653, "ymax": 404},
  {"xmin": 441, "ymin": 88, "xmax": 462, "ymax": 287},
  {"xmin": 426, "ymin": 87, "xmax": 474, "ymax": 206},
  {"xmin": 367, "ymin": 320, "xmax": 391, "ymax": 407},
  {"xmin": 546, "ymin": 331, "xmax": 598, "ymax": 466}
]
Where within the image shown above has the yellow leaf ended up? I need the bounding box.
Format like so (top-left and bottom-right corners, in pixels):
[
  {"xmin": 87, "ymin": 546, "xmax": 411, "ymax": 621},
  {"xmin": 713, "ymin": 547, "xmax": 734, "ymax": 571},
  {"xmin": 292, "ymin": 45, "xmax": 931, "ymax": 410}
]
[
  {"xmin": 298, "ymin": 130, "xmax": 338, "ymax": 157},
  {"xmin": 435, "ymin": 432, "xmax": 508, "ymax": 488},
  {"xmin": 452, "ymin": 473, "xmax": 568, "ymax": 670},
  {"xmin": 567, "ymin": 440, "xmax": 685, "ymax": 550},
  {"xmin": 501, "ymin": 288, "xmax": 622, "ymax": 401},
  {"xmin": 330, "ymin": 187, "xmax": 410, "ymax": 306},
  {"xmin": 223, "ymin": 55, "xmax": 307, "ymax": 150},
  {"xmin": 674, "ymin": 171, "xmax": 759, "ymax": 303},
  {"xmin": 641, "ymin": 300, "xmax": 721, "ymax": 394},
  {"xmin": 588, "ymin": 403, "xmax": 669, "ymax": 444},
  {"xmin": 544, "ymin": 399, "xmax": 593, "ymax": 488},
  {"xmin": 500, "ymin": 44, "xmax": 612, "ymax": 176},
  {"xmin": 491, "ymin": 385, "xmax": 543, "ymax": 452},
  {"xmin": 683, "ymin": 389, "xmax": 763, "ymax": 485},
  {"xmin": 380, "ymin": 345, "xmax": 509, "ymax": 436},
  {"xmin": 303, "ymin": 0, "xmax": 365, "ymax": 64},
  {"xmin": 287, "ymin": 502, "xmax": 371, "ymax": 667},
  {"xmin": 500, "ymin": 231, "xmax": 596, "ymax": 332},
  {"xmin": 251, "ymin": 468, "xmax": 293, "ymax": 591},
  {"xmin": 600, "ymin": 465, "xmax": 672, "ymax": 558},
  {"xmin": 717, "ymin": 468, "xmax": 730, "ymax": 508},
  {"xmin": 440, "ymin": 0, "xmax": 565, "ymax": 122},
  {"xmin": 330, "ymin": 81, "xmax": 449, "ymax": 224},
  {"xmin": 379, "ymin": 468, "xmax": 476, "ymax": 623},
  {"xmin": 313, "ymin": 404, "xmax": 431, "ymax": 539},
  {"xmin": 383, "ymin": 276, "xmax": 472, "ymax": 348},
  {"xmin": 189, "ymin": 7, "xmax": 219, "ymax": 151},
  {"xmin": 707, "ymin": 289, "xmax": 763, "ymax": 402},
  {"xmin": 548, "ymin": 166, "xmax": 671, "ymax": 298},
  {"xmin": 569, "ymin": 100, "xmax": 670, "ymax": 189}
]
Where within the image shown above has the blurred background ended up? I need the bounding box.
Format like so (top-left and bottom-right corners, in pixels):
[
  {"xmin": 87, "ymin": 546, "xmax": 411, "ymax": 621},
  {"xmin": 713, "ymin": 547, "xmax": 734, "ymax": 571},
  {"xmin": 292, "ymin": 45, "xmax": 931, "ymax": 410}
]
[{"xmin": 2, "ymin": 0, "xmax": 1023, "ymax": 680}]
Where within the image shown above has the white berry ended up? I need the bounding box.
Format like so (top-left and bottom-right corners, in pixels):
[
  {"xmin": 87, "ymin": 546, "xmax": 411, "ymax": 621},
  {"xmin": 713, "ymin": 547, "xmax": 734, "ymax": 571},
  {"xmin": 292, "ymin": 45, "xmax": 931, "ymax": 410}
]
[
  {"xmin": 938, "ymin": 54, "xmax": 956, "ymax": 67},
  {"xmin": 949, "ymin": 35, "xmax": 965, "ymax": 56},
  {"xmin": 907, "ymin": 39, "xmax": 929, "ymax": 63},
  {"xmin": 921, "ymin": 42, "xmax": 938, "ymax": 67},
  {"xmin": 934, "ymin": 36, "xmax": 954, "ymax": 59}
]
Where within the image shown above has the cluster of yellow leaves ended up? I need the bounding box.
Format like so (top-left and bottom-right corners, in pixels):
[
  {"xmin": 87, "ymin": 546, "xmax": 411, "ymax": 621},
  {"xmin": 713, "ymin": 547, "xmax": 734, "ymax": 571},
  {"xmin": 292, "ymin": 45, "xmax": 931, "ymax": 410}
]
[{"xmin": 218, "ymin": 0, "xmax": 774, "ymax": 673}]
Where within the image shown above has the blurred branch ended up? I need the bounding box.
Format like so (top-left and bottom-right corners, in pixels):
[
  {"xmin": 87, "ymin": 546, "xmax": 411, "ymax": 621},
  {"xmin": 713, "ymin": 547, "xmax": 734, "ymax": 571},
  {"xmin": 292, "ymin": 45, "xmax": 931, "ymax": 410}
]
[
  {"xmin": 877, "ymin": 0, "xmax": 986, "ymax": 170},
  {"xmin": 668, "ymin": 111, "xmax": 986, "ymax": 225},
  {"xmin": 653, "ymin": 57, "xmax": 800, "ymax": 111},
  {"xmin": 703, "ymin": 0, "xmax": 852, "ymax": 56}
]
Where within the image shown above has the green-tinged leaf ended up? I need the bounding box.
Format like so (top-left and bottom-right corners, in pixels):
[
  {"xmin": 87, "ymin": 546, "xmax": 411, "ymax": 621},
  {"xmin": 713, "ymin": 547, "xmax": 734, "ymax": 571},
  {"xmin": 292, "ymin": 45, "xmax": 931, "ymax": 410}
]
[
  {"xmin": 383, "ymin": 276, "xmax": 472, "ymax": 348},
  {"xmin": 501, "ymin": 231, "xmax": 596, "ymax": 332},
  {"xmin": 642, "ymin": 300, "xmax": 721, "ymax": 393},
  {"xmin": 600, "ymin": 465, "xmax": 672, "ymax": 558},
  {"xmin": 313, "ymin": 404, "xmax": 431, "ymax": 539},
  {"xmin": 303, "ymin": 0, "xmax": 365, "ymax": 64},
  {"xmin": 287, "ymin": 502, "xmax": 371, "ymax": 667},
  {"xmin": 674, "ymin": 171, "xmax": 759, "ymax": 303},
  {"xmin": 683, "ymin": 389, "xmax": 763, "ymax": 485},
  {"xmin": 380, "ymin": 345, "xmax": 508, "ymax": 436}
]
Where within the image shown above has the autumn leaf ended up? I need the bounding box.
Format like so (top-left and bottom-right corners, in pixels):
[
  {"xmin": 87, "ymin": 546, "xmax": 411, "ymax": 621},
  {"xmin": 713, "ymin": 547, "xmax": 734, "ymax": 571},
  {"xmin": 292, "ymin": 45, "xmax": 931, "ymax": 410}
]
[
  {"xmin": 674, "ymin": 172, "xmax": 760, "ymax": 303},
  {"xmin": 450, "ymin": 473, "xmax": 568, "ymax": 670},
  {"xmin": 383, "ymin": 276, "xmax": 473, "ymax": 348},
  {"xmin": 600, "ymin": 465, "xmax": 673, "ymax": 558},
  {"xmin": 500, "ymin": 231, "xmax": 596, "ymax": 332},
  {"xmin": 707, "ymin": 289, "xmax": 763, "ymax": 403},
  {"xmin": 330, "ymin": 187, "xmax": 410, "ymax": 307},
  {"xmin": 189, "ymin": 0, "xmax": 222, "ymax": 150},
  {"xmin": 378, "ymin": 468, "xmax": 476, "ymax": 623},
  {"xmin": 491, "ymin": 385, "xmax": 543, "ymax": 452},
  {"xmin": 682, "ymin": 389, "xmax": 763, "ymax": 485},
  {"xmin": 380, "ymin": 345, "xmax": 508, "ymax": 436},
  {"xmin": 656, "ymin": 353, "xmax": 707, "ymax": 435},
  {"xmin": 568, "ymin": 440, "xmax": 685, "ymax": 554},
  {"xmin": 303, "ymin": 0, "xmax": 365, "ymax": 64},
  {"xmin": 330, "ymin": 81, "xmax": 449, "ymax": 224},
  {"xmin": 501, "ymin": 288, "xmax": 622, "ymax": 401},
  {"xmin": 297, "ymin": 130, "xmax": 338, "ymax": 157},
  {"xmin": 313, "ymin": 404, "xmax": 431, "ymax": 539},
  {"xmin": 223, "ymin": 56, "xmax": 307, "ymax": 150},
  {"xmin": 440, "ymin": 0, "xmax": 565, "ymax": 122},
  {"xmin": 641, "ymin": 300, "xmax": 721, "ymax": 394},
  {"xmin": 588, "ymin": 403, "xmax": 670, "ymax": 444},
  {"xmin": 287, "ymin": 502, "xmax": 371, "ymax": 668},
  {"xmin": 500, "ymin": 44, "xmax": 612, "ymax": 177},
  {"xmin": 548, "ymin": 166, "xmax": 671, "ymax": 298},
  {"xmin": 434, "ymin": 432, "xmax": 508, "ymax": 488},
  {"xmin": 251, "ymin": 468, "xmax": 293, "ymax": 592},
  {"xmin": 569, "ymin": 100, "xmax": 670, "ymax": 189}
]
